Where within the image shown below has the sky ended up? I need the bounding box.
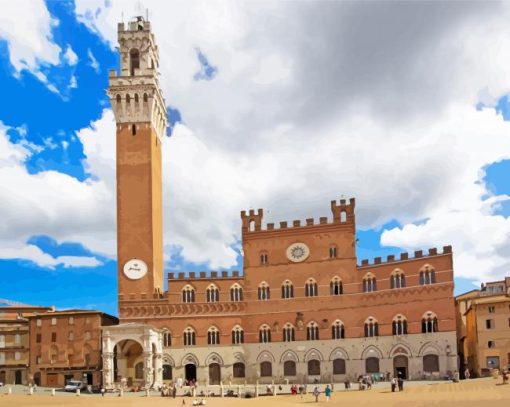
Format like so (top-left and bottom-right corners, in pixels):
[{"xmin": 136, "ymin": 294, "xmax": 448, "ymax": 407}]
[{"xmin": 0, "ymin": 0, "xmax": 509, "ymax": 316}]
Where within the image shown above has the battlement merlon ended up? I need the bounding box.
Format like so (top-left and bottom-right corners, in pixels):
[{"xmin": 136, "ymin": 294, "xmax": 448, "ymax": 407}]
[
  {"xmin": 331, "ymin": 197, "xmax": 355, "ymax": 223},
  {"xmin": 358, "ymin": 245, "xmax": 453, "ymax": 268},
  {"xmin": 240, "ymin": 209, "xmax": 264, "ymax": 233}
]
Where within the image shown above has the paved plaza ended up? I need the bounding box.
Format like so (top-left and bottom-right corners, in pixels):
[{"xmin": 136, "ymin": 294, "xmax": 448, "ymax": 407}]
[{"xmin": 0, "ymin": 378, "xmax": 508, "ymax": 406}]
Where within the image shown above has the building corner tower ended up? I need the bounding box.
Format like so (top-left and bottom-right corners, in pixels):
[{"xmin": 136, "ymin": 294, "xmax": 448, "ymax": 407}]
[{"xmin": 107, "ymin": 17, "xmax": 167, "ymax": 316}]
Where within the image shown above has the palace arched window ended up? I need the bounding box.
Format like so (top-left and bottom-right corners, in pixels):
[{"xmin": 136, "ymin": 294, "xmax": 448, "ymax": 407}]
[
  {"xmin": 206, "ymin": 284, "xmax": 219, "ymax": 303},
  {"xmin": 116, "ymin": 94, "xmax": 121, "ymax": 104},
  {"xmin": 258, "ymin": 282, "xmax": 270, "ymax": 300},
  {"xmin": 129, "ymin": 48, "xmax": 140, "ymax": 76},
  {"xmin": 392, "ymin": 315, "xmax": 408, "ymax": 335},
  {"xmin": 308, "ymin": 359, "xmax": 321, "ymax": 375},
  {"xmin": 230, "ymin": 284, "xmax": 243, "ymax": 302},
  {"xmin": 306, "ymin": 321, "xmax": 319, "ymax": 341},
  {"xmin": 330, "ymin": 276, "xmax": 343, "ymax": 295},
  {"xmin": 260, "ymin": 252, "xmax": 268, "ymax": 265},
  {"xmin": 162, "ymin": 329, "xmax": 171, "ymax": 347},
  {"xmin": 390, "ymin": 269, "xmax": 406, "ymax": 289},
  {"xmin": 183, "ymin": 327, "xmax": 196, "ymax": 346},
  {"xmin": 423, "ymin": 354, "xmax": 439, "ymax": 372},
  {"xmin": 182, "ymin": 285, "xmax": 195, "ymax": 303},
  {"xmin": 207, "ymin": 326, "xmax": 220, "ymax": 345},
  {"xmin": 305, "ymin": 278, "xmax": 318, "ymax": 297},
  {"xmin": 333, "ymin": 358, "xmax": 346, "ymax": 374},
  {"xmin": 260, "ymin": 361, "xmax": 272, "ymax": 377},
  {"xmin": 281, "ymin": 280, "xmax": 294, "ymax": 299},
  {"xmin": 284, "ymin": 360, "xmax": 296, "ymax": 376},
  {"xmin": 332, "ymin": 320, "xmax": 345, "ymax": 339},
  {"xmin": 126, "ymin": 94, "xmax": 131, "ymax": 104},
  {"xmin": 364, "ymin": 317, "xmax": 379, "ymax": 337},
  {"xmin": 363, "ymin": 273, "xmax": 377, "ymax": 293},
  {"xmin": 231, "ymin": 325, "xmax": 244, "ymax": 345},
  {"xmin": 233, "ymin": 362, "xmax": 245, "ymax": 378},
  {"xmin": 283, "ymin": 323, "xmax": 295, "ymax": 342},
  {"xmin": 329, "ymin": 245, "xmax": 337, "ymax": 259},
  {"xmin": 134, "ymin": 93, "xmax": 139, "ymax": 104},
  {"xmin": 143, "ymin": 93, "xmax": 148, "ymax": 103},
  {"xmin": 259, "ymin": 324, "xmax": 271, "ymax": 343},
  {"xmin": 422, "ymin": 311, "xmax": 438, "ymax": 333},
  {"xmin": 420, "ymin": 266, "xmax": 436, "ymax": 285}
]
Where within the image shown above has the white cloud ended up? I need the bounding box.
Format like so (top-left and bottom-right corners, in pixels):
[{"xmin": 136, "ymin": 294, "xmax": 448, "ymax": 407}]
[
  {"xmin": 87, "ymin": 49, "xmax": 100, "ymax": 72},
  {"xmin": 0, "ymin": 0, "xmax": 61, "ymax": 77},
  {"xmin": 63, "ymin": 45, "xmax": 78, "ymax": 66}
]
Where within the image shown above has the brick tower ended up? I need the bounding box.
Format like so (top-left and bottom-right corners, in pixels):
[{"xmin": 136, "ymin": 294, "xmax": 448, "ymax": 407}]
[{"xmin": 107, "ymin": 17, "xmax": 168, "ymax": 313}]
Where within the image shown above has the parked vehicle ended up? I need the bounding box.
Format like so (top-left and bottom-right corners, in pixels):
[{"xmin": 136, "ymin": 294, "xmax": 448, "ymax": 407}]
[{"xmin": 64, "ymin": 380, "xmax": 85, "ymax": 392}]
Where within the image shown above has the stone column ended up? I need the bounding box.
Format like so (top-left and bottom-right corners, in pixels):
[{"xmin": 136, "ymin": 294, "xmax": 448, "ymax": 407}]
[
  {"xmin": 102, "ymin": 352, "xmax": 115, "ymax": 388},
  {"xmin": 153, "ymin": 353, "xmax": 163, "ymax": 388},
  {"xmin": 143, "ymin": 351, "xmax": 154, "ymax": 389}
]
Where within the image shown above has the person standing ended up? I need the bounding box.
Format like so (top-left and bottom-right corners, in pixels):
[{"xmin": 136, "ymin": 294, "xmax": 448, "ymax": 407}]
[
  {"xmin": 313, "ymin": 386, "xmax": 320, "ymax": 402},
  {"xmin": 391, "ymin": 378, "xmax": 397, "ymax": 392},
  {"xmin": 324, "ymin": 385, "xmax": 332, "ymax": 402},
  {"xmin": 464, "ymin": 368, "xmax": 470, "ymax": 380},
  {"xmin": 397, "ymin": 376, "xmax": 404, "ymax": 391}
]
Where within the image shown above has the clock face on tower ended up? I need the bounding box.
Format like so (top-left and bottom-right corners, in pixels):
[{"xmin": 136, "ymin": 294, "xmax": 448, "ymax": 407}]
[
  {"xmin": 286, "ymin": 243, "xmax": 310, "ymax": 262},
  {"xmin": 123, "ymin": 259, "xmax": 148, "ymax": 280}
]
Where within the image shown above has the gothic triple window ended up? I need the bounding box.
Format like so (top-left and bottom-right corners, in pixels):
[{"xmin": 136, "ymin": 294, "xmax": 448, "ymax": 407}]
[
  {"xmin": 207, "ymin": 326, "xmax": 220, "ymax": 345},
  {"xmin": 259, "ymin": 325, "xmax": 272, "ymax": 343},
  {"xmin": 390, "ymin": 270, "xmax": 406, "ymax": 289},
  {"xmin": 422, "ymin": 312, "xmax": 439, "ymax": 333},
  {"xmin": 307, "ymin": 321, "xmax": 320, "ymax": 341},
  {"xmin": 364, "ymin": 318, "xmax": 379, "ymax": 337},
  {"xmin": 281, "ymin": 280, "xmax": 294, "ymax": 299},
  {"xmin": 329, "ymin": 245, "xmax": 337, "ymax": 259},
  {"xmin": 230, "ymin": 284, "xmax": 243, "ymax": 301},
  {"xmin": 332, "ymin": 320, "xmax": 345, "ymax": 339},
  {"xmin": 258, "ymin": 282, "xmax": 270, "ymax": 300},
  {"xmin": 305, "ymin": 278, "xmax": 318, "ymax": 297},
  {"xmin": 330, "ymin": 277, "xmax": 343, "ymax": 295},
  {"xmin": 283, "ymin": 324, "xmax": 295, "ymax": 342},
  {"xmin": 420, "ymin": 266, "xmax": 436, "ymax": 285},
  {"xmin": 182, "ymin": 285, "xmax": 195, "ymax": 303},
  {"xmin": 392, "ymin": 315, "xmax": 408, "ymax": 335},
  {"xmin": 163, "ymin": 329, "xmax": 172, "ymax": 347},
  {"xmin": 363, "ymin": 274, "xmax": 377, "ymax": 293},
  {"xmin": 206, "ymin": 284, "xmax": 219, "ymax": 303},
  {"xmin": 231, "ymin": 326, "xmax": 244, "ymax": 345},
  {"xmin": 183, "ymin": 327, "xmax": 196, "ymax": 346}
]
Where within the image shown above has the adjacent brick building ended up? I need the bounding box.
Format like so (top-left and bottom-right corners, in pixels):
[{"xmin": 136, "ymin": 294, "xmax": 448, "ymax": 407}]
[
  {"xmin": 28, "ymin": 310, "xmax": 117, "ymax": 387},
  {"xmin": 456, "ymin": 277, "xmax": 510, "ymax": 377}
]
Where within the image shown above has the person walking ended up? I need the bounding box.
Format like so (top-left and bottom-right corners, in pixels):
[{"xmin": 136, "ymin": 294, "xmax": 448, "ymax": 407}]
[
  {"xmin": 391, "ymin": 378, "xmax": 397, "ymax": 392},
  {"xmin": 324, "ymin": 385, "xmax": 332, "ymax": 402},
  {"xmin": 397, "ymin": 376, "xmax": 404, "ymax": 391},
  {"xmin": 313, "ymin": 386, "xmax": 320, "ymax": 402}
]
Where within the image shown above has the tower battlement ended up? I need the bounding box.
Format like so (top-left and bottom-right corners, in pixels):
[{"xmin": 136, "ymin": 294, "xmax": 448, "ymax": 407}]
[
  {"xmin": 358, "ymin": 245, "xmax": 452, "ymax": 267},
  {"xmin": 168, "ymin": 270, "xmax": 241, "ymax": 281}
]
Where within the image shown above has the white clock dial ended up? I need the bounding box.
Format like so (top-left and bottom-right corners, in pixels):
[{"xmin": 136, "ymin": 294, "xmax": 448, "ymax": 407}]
[
  {"xmin": 286, "ymin": 243, "xmax": 310, "ymax": 263},
  {"xmin": 123, "ymin": 259, "xmax": 148, "ymax": 280}
]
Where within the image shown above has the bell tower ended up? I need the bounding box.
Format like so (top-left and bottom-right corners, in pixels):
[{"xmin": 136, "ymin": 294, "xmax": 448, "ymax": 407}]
[{"xmin": 108, "ymin": 17, "xmax": 167, "ymax": 310}]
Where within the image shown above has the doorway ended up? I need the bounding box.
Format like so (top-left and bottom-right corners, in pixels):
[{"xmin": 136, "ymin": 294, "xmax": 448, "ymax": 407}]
[
  {"xmin": 0, "ymin": 371, "xmax": 6, "ymax": 384},
  {"xmin": 209, "ymin": 363, "xmax": 221, "ymax": 385},
  {"xmin": 84, "ymin": 372, "xmax": 93, "ymax": 385},
  {"xmin": 185, "ymin": 364, "xmax": 197, "ymax": 382},
  {"xmin": 393, "ymin": 355, "xmax": 409, "ymax": 379}
]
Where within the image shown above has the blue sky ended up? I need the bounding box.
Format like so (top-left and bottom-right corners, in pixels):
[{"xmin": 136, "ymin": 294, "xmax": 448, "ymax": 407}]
[{"xmin": 0, "ymin": 1, "xmax": 509, "ymax": 316}]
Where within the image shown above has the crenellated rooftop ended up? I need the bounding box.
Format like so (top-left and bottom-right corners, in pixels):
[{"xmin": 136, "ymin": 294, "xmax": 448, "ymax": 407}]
[
  {"xmin": 357, "ymin": 245, "xmax": 452, "ymax": 268},
  {"xmin": 241, "ymin": 198, "xmax": 355, "ymax": 234},
  {"xmin": 168, "ymin": 270, "xmax": 241, "ymax": 281}
]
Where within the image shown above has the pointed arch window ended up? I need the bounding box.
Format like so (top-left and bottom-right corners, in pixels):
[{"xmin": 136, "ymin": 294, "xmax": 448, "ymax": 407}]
[
  {"xmin": 364, "ymin": 318, "xmax": 379, "ymax": 337},
  {"xmin": 330, "ymin": 276, "xmax": 343, "ymax": 295},
  {"xmin": 206, "ymin": 284, "xmax": 219, "ymax": 303},
  {"xmin": 329, "ymin": 245, "xmax": 337, "ymax": 259},
  {"xmin": 390, "ymin": 269, "xmax": 406, "ymax": 289},
  {"xmin": 182, "ymin": 285, "xmax": 195, "ymax": 303},
  {"xmin": 283, "ymin": 324, "xmax": 295, "ymax": 342},
  {"xmin": 207, "ymin": 326, "xmax": 220, "ymax": 345},
  {"xmin": 163, "ymin": 329, "xmax": 172, "ymax": 347},
  {"xmin": 305, "ymin": 278, "xmax": 318, "ymax": 297},
  {"xmin": 306, "ymin": 321, "xmax": 319, "ymax": 341},
  {"xmin": 231, "ymin": 326, "xmax": 244, "ymax": 345},
  {"xmin": 183, "ymin": 327, "xmax": 196, "ymax": 346},
  {"xmin": 420, "ymin": 266, "xmax": 436, "ymax": 285},
  {"xmin": 259, "ymin": 325, "xmax": 271, "ymax": 343},
  {"xmin": 282, "ymin": 280, "xmax": 294, "ymax": 299},
  {"xmin": 230, "ymin": 284, "xmax": 243, "ymax": 302},
  {"xmin": 260, "ymin": 252, "xmax": 268, "ymax": 265},
  {"xmin": 363, "ymin": 274, "xmax": 377, "ymax": 293},
  {"xmin": 392, "ymin": 315, "xmax": 408, "ymax": 335},
  {"xmin": 332, "ymin": 320, "xmax": 345, "ymax": 339},
  {"xmin": 258, "ymin": 282, "xmax": 270, "ymax": 300},
  {"xmin": 129, "ymin": 48, "xmax": 140, "ymax": 76},
  {"xmin": 422, "ymin": 312, "xmax": 438, "ymax": 333}
]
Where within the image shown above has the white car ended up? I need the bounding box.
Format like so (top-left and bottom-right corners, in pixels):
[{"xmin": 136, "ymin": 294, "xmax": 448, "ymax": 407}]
[{"xmin": 64, "ymin": 380, "xmax": 85, "ymax": 392}]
